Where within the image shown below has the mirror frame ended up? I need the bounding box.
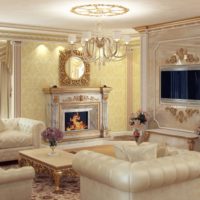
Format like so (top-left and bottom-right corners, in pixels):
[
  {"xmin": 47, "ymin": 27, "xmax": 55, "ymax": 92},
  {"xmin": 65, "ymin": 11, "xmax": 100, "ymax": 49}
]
[{"xmin": 59, "ymin": 50, "xmax": 90, "ymax": 86}]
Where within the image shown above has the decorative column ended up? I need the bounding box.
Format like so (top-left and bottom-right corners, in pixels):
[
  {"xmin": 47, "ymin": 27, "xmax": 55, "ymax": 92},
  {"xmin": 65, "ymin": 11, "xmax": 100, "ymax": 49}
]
[
  {"xmin": 51, "ymin": 95, "xmax": 60, "ymax": 128},
  {"xmin": 140, "ymin": 32, "xmax": 149, "ymax": 111},
  {"xmin": 100, "ymin": 86, "xmax": 112, "ymax": 137},
  {"xmin": 12, "ymin": 41, "xmax": 21, "ymax": 117}
]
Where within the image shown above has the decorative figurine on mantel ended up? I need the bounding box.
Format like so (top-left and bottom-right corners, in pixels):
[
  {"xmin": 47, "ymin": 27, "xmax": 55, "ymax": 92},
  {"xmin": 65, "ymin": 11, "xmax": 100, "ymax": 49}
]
[{"xmin": 129, "ymin": 111, "xmax": 149, "ymax": 143}]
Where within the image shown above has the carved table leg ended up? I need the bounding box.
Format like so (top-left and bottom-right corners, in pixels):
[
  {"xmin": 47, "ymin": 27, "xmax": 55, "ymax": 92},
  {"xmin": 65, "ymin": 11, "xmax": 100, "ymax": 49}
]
[
  {"xmin": 187, "ymin": 139, "xmax": 195, "ymax": 151},
  {"xmin": 53, "ymin": 170, "xmax": 64, "ymax": 194}
]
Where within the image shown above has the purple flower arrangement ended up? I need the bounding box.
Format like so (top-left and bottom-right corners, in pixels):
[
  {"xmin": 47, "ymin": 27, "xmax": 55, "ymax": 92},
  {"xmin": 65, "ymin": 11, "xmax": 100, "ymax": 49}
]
[{"xmin": 41, "ymin": 127, "xmax": 64, "ymax": 146}]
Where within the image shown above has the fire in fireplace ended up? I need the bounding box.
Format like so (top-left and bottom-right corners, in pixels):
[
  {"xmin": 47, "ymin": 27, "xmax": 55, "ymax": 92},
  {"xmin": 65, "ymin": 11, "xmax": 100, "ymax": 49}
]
[{"xmin": 65, "ymin": 111, "xmax": 88, "ymax": 131}]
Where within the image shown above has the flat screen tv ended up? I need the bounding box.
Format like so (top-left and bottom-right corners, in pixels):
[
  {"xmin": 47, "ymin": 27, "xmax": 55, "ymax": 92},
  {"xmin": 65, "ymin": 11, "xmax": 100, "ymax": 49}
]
[{"xmin": 160, "ymin": 65, "xmax": 200, "ymax": 103}]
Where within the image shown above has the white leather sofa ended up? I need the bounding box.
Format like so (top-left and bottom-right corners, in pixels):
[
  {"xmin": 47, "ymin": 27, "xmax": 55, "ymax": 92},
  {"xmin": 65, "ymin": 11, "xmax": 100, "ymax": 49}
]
[
  {"xmin": 0, "ymin": 118, "xmax": 45, "ymax": 162},
  {"xmin": 0, "ymin": 166, "xmax": 35, "ymax": 200},
  {"xmin": 73, "ymin": 149, "xmax": 200, "ymax": 200}
]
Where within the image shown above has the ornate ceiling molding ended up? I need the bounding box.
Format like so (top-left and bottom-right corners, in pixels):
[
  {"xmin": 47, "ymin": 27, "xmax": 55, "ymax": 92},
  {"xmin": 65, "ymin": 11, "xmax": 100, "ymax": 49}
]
[
  {"xmin": 134, "ymin": 16, "xmax": 200, "ymax": 33},
  {"xmin": 71, "ymin": 4, "xmax": 129, "ymax": 17},
  {"xmin": 0, "ymin": 22, "xmax": 82, "ymax": 42},
  {"xmin": 0, "ymin": 30, "xmax": 67, "ymax": 42},
  {"xmin": 0, "ymin": 22, "xmax": 139, "ymax": 43}
]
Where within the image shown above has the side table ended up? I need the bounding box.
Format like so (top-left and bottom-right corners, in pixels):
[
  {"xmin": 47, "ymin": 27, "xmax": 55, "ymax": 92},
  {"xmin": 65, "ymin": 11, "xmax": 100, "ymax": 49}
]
[{"xmin": 145, "ymin": 128, "xmax": 199, "ymax": 150}]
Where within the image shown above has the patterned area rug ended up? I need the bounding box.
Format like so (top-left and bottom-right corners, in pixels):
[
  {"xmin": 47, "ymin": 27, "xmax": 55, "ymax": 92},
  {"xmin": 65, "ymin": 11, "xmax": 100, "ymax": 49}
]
[
  {"xmin": 0, "ymin": 162, "xmax": 80, "ymax": 200},
  {"xmin": 32, "ymin": 175, "xmax": 80, "ymax": 200}
]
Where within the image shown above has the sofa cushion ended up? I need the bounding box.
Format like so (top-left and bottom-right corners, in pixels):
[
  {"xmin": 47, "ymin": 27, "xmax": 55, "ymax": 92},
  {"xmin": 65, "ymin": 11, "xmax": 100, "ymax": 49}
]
[
  {"xmin": 140, "ymin": 142, "xmax": 169, "ymax": 157},
  {"xmin": 0, "ymin": 120, "xmax": 5, "ymax": 132},
  {"xmin": 3, "ymin": 119, "xmax": 19, "ymax": 130},
  {"xmin": 114, "ymin": 143, "xmax": 157, "ymax": 162},
  {"xmin": 0, "ymin": 130, "xmax": 32, "ymax": 149}
]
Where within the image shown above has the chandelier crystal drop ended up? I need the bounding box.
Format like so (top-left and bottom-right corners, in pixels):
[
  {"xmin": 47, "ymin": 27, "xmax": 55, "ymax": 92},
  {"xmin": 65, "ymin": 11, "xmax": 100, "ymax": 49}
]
[{"xmin": 68, "ymin": 4, "xmax": 131, "ymax": 66}]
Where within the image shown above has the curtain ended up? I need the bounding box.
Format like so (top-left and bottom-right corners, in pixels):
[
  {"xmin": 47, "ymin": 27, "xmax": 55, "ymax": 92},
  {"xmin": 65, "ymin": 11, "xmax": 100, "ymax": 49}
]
[{"xmin": 0, "ymin": 41, "xmax": 12, "ymax": 118}]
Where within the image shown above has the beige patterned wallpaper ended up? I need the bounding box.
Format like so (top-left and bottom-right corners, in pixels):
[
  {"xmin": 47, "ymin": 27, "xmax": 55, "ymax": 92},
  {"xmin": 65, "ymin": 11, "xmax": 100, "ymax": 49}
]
[{"xmin": 21, "ymin": 41, "xmax": 140, "ymax": 131}]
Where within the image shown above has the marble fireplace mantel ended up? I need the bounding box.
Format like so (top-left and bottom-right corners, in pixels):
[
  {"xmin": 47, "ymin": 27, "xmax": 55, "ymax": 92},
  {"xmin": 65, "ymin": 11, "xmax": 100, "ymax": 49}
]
[{"xmin": 43, "ymin": 86, "xmax": 112, "ymax": 141}]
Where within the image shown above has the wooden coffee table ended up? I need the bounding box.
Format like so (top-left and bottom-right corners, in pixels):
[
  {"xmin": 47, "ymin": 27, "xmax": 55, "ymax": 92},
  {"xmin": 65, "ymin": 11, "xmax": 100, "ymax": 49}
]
[{"xmin": 18, "ymin": 148, "xmax": 76, "ymax": 193}]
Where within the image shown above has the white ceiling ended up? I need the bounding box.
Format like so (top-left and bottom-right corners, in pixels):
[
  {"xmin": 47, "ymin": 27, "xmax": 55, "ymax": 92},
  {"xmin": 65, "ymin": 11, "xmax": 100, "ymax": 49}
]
[{"xmin": 0, "ymin": 0, "xmax": 200, "ymax": 34}]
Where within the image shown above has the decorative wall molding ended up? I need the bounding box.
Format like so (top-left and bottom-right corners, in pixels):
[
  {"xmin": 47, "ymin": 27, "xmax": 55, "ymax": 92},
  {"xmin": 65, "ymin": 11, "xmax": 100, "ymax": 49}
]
[
  {"xmin": 166, "ymin": 48, "xmax": 200, "ymax": 64},
  {"xmin": 134, "ymin": 16, "xmax": 200, "ymax": 33},
  {"xmin": 62, "ymin": 95, "xmax": 99, "ymax": 102},
  {"xmin": 126, "ymin": 48, "xmax": 133, "ymax": 130},
  {"xmin": 165, "ymin": 107, "xmax": 199, "ymax": 123},
  {"xmin": 140, "ymin": 32, "xmax": 148, "ymax": 112},
  {"xmin": 12, "ymin": 41, "xmax": 21, "ymax": 117}
]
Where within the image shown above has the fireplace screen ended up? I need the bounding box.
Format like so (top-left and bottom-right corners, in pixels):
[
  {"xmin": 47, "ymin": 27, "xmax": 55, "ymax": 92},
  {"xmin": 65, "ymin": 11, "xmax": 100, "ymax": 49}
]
[{"xmin": 65, "ymin": 111, "xmax": 88, "ymax": 131}]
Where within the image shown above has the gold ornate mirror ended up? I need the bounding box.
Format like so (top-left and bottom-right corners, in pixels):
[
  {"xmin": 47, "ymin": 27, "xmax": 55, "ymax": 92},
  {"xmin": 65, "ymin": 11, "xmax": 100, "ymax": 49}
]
[
  {"xmin": 59, "ymin": 50, "xmax": 90, "ymax": 86},
  {"xmin": 65, "ymin": 56, "xmax": 85, "ymax": 80}
]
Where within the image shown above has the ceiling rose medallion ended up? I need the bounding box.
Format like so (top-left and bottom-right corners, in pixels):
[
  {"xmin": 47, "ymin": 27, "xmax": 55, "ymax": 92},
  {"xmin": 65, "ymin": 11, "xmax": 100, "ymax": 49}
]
[{"xmin": 71, "ymin": 4, "xmax": 129, "ymax": 17}]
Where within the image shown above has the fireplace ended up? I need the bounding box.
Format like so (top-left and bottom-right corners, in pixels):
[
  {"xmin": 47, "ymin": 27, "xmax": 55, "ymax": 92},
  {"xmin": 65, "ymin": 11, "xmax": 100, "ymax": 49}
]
[
  {"xmin": 61, "ymin": 103, "xmax": 99, "ymax": 136},
  {"xmin": 43, "ymin": 87, "xmax": 112, "ymax": 141},
  {"xmin": 65, "ymin": 110, "xmax": 89, "ymax": 131}
]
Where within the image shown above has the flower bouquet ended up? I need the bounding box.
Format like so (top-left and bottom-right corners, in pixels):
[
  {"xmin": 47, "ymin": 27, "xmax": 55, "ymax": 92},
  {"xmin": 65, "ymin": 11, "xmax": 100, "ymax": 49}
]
[
  {"xmin": 41, "ymin": 127, "xmax": 64, "ymax": 155},
  {"xmin": 129, "ymin": 110, "xmax": 149, "ymax": 142}
]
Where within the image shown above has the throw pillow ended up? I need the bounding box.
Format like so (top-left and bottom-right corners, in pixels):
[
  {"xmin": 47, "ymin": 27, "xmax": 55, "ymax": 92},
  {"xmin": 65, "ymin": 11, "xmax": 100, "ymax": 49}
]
[
  {"xmin": 157, "ymin": 143, "xmax": 168, "ymax": 157},
  {"xmin": 0, "ymin": 119, "xmax": 5, "ymax": 132},
  {"xmin": 123, "ymin": 143, "xmax": 157, "ymax": 162},
  {"xmin": 140, "ymin": 142, "xmax": 169, "ymax": 157},
  {"xmin": 114, "ymin": 142, "xmax": 137, "ymax": 161},
  {"xmin": 166, "ymin": 147, "xmax": 179, "ymax": 156}
]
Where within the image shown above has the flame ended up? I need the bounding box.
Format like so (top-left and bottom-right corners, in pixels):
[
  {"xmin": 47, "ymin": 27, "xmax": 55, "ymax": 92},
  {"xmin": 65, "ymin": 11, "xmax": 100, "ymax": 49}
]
[{"xmin": 66, "ymin": 112, "xmax": 87, "ymax": 131}]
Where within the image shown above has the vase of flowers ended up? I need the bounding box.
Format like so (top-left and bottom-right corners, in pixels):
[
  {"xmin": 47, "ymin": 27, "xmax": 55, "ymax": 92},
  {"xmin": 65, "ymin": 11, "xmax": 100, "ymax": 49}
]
[
  {"xmin": 129, "ymin": 110, "xmax": 149, "ymax": 143},
  {"xmin": 133, "ymin": 129, "xmax": 140, "ymax": 142},
  {"xmin": 41, "ymin": 127, "xmax": 64, "ymax": 156}
]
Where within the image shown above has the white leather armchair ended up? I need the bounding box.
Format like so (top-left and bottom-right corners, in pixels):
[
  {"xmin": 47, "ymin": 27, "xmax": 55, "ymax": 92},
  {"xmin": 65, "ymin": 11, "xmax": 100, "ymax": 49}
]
[
  {"xmin": 73, "ymin": 149, "xmax": 200, "ymax": 200},
  {"xmin": 0, "ymin": 118, "xmax": 45, "ymax": 162},
  {"xmin": 0, "ymin": 166, "xmax": 35, "ymax": 200}
]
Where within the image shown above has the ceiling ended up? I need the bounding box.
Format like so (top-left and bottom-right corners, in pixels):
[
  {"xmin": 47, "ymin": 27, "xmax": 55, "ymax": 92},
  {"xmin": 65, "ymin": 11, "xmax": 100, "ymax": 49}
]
[{"xmin": 0, "ymin": 0, "xmax": 200, "ymax": 34}]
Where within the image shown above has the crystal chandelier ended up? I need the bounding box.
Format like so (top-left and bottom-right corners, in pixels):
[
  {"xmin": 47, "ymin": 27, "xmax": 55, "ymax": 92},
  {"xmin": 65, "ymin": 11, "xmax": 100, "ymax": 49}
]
[{"xmin": 68, "ymin": 4, "xmax": 131, "ymax": 66}]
